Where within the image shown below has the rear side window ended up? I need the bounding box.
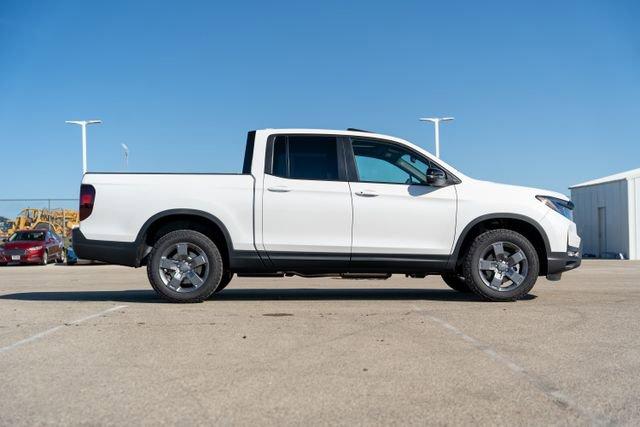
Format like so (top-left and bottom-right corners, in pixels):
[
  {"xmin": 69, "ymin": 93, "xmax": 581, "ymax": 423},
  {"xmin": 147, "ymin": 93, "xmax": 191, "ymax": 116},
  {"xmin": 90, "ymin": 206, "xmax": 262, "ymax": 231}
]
[{"xmin": 271, "ymin": 135, "xmax": 340, "ymax": 181}]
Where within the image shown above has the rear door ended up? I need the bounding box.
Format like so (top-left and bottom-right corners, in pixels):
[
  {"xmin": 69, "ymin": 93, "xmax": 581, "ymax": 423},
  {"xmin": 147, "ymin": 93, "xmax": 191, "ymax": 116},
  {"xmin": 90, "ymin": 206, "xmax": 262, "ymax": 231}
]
[{"xmin": 261, "ymin": 134, "xmax": 352, "ymax": 269}]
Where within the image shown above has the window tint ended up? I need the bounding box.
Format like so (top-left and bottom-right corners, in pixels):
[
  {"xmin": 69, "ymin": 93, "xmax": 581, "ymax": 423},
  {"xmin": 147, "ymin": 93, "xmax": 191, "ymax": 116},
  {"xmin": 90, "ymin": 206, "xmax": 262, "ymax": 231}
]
[
  {"xmin": 271, "ymin": 135, "xmax": 340, "ymax": 181},
  {"xmin": 273, "ymin": 136, "xmax": 287, "ymax": 177},
  {"xmin": 352, "ymin": 139, "xmax": 430, "ymax": 184}
]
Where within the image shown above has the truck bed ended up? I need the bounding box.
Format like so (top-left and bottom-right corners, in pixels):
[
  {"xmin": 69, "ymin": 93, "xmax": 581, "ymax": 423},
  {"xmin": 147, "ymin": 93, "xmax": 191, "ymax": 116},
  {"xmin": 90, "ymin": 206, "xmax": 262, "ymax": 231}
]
[{"xmin": 79, "ymin": 173, "xmax": 256, "ymax": 252}]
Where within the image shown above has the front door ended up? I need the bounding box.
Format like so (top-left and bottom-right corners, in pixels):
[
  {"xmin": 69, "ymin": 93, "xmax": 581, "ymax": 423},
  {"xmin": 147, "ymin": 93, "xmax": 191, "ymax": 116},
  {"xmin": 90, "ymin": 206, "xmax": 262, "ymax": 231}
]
[
  {"xmin": 347, "ymin": 138, "xmax": 457, "ymax": 270},
  {"xmin": 261, "ymin": 135, "xmax": 352, "ymax": 269}
]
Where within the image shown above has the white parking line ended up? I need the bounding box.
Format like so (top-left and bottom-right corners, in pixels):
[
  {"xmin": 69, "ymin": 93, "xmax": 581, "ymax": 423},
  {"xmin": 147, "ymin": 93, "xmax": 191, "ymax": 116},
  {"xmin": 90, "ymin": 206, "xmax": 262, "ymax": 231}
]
[
  {"xmin": 0, "ymin": 305, "xmax": 127, "ymax": 354},
  {"xmin": 413, "ymin": 308, "xmax": 613, "ymax": 426}
]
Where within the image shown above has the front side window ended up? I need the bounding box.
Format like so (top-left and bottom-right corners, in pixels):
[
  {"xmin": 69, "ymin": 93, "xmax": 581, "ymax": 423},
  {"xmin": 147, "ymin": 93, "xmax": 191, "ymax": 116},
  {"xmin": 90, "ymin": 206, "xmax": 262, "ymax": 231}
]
[
  {"xmin": 351, "ymin": 139, "xmax": 430, "ymax": 184},
  {"xmin": 271, "ymin": 135, "xmax": 340, "ymax": 181}
]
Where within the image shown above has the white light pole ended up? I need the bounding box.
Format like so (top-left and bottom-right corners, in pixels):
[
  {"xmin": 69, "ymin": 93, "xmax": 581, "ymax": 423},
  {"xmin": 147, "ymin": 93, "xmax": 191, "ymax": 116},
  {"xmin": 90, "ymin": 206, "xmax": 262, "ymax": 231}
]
[
  {"xmin": 121, "ymin": 143, "xmax": 129, "ymax": 171},
  {"xmin": 419, "ymin": 117, "xmax": 454, "ymax": 158},
  {"xmin": 65, "ymin": 120, "xmax": 102, "ymax": 174}
]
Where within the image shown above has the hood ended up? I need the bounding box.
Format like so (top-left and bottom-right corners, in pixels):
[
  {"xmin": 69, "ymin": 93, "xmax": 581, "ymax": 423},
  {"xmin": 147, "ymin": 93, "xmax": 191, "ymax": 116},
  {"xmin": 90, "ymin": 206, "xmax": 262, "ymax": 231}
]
[
  {"xmin": 2, "ymin": 241, "xmax": 45, "ymax": 250},
  {"xmin": 466, "ymin": 178, "xmax": 570, "ymax": 201}
]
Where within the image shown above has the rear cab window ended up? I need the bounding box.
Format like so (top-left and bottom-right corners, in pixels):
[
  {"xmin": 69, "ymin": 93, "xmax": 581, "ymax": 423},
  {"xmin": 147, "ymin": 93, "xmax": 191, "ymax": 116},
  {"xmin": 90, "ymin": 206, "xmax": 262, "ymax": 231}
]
[{"xmin": 270, "ymin": 135, "xmax": 342, "ymax": 181}]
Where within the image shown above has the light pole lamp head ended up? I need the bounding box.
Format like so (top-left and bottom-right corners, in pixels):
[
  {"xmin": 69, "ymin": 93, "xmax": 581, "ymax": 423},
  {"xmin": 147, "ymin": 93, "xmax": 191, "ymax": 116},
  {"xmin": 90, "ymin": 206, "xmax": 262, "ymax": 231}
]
[
  {"xmin": 419, "ymin": 117, "xmax": 455, "ymax": 123},
  {"xmin": 65, "ymin": 120, "xmax": 102, "ymax": 126}
]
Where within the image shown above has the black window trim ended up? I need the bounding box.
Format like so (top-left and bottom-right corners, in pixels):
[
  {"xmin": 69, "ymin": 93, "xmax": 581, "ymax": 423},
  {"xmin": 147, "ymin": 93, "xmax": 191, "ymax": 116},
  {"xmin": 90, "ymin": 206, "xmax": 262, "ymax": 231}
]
[
  {"xmin": 242, "ymin": 130, "xmax": 256, "ymax": 174},
  {"xmin": 345, "ymin": 136, "xmax": 461, "ymax": 186},
  {"xmin": 264, "ymin": 133, "xmax": 349, "ymax": 182}
]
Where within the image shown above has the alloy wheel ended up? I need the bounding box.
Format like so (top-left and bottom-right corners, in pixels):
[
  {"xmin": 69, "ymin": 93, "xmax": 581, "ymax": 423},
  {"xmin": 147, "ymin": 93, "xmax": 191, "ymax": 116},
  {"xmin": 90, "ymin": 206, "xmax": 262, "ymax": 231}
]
[
  {"xmin": 478, "ymin": 241, "xmax": 529, "ymax": 291},
  {"xmin": 158, "ymin": 243, "xmax": 209, "ymax": 293}
]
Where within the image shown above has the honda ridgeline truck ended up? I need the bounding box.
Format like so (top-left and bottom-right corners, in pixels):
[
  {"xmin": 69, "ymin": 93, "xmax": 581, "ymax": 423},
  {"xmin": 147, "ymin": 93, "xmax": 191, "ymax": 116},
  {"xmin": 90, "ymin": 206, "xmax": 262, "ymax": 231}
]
[{"xmin": 73, "ymin": 129, "xmax": 581, "ymax": 302}]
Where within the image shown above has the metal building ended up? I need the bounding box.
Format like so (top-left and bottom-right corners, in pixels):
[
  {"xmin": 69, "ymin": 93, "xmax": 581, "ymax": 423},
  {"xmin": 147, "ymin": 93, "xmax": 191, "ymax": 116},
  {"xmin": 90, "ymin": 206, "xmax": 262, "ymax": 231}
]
[{"xmin": 570, "ymin": 168, "xmax": 640, "ymax": 260}]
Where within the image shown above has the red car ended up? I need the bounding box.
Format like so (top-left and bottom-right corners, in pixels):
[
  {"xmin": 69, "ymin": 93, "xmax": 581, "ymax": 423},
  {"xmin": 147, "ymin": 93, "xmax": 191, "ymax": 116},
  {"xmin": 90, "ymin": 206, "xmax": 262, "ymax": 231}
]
[{"xmin": 0, "ymin": 229, "xmax": 65, "ymax": 266}]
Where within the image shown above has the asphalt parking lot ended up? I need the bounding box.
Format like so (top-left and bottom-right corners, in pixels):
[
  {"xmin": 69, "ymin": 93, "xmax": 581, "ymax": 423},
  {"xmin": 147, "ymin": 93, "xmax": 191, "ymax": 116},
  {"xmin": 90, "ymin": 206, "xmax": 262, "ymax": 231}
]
[{"xmin": 0, "ymin": 261, "xmax": 638, "ymax": 426}]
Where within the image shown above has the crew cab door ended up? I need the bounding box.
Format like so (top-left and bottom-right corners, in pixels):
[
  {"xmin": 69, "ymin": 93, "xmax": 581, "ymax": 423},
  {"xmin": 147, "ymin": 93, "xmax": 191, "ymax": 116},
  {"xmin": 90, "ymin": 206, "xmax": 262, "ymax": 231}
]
[
  {"xmin": 261, "ymin": 134, "xmax": 352, "ymax": 269},
  {"xmin": 347, "ymin": 137, "xmax": 457, "ymax": 269}
]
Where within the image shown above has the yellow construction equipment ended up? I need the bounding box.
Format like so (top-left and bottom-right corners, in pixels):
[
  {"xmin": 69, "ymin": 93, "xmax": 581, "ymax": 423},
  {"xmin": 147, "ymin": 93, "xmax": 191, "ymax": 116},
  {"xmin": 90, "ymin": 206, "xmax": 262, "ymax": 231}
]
[{"xmin": 4, "ymin": 208, "xmax": 79, "ymax": 238}]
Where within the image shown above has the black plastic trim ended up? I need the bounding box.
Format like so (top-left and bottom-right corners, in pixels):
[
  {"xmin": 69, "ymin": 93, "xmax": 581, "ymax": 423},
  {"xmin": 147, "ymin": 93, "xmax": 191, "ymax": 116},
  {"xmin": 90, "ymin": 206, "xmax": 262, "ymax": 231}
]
[
  {"xmin": 350, "ymin": 253, "xmax": 449, "ymax": 273},
  {"xmin": 267, "ymin": 251, "xmax": 350, "ymax": 271},
  {"xmin": 72, "ymin": 228, "xmax": 138, "ymax": 267},
  {"xmin": 242, "ymin": 131, "xmax": 256, "ymax": 174},
  {"xmin": 448, "ymin": 213, "xmax": 553, "ymax": 270},
  {"xmin": 547, "ymin": 245, "xmax": 582, "ymax": 276},
  {"xmin": 253, "ymin": 251, "xmax": 450, "ymax": 274},
  {"xmin": 134, "ymin": 209, "xmax": 236, "ymax": 264}
]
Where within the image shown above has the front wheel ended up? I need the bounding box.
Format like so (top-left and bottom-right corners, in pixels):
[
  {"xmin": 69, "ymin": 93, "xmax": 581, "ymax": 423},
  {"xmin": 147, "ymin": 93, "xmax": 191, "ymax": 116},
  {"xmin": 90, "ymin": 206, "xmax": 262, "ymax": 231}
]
[
  {"xmin": 41, "ymin": 251, "xmax": 49, "ymax": 265},
  {"xmin": 146, "ymin": 230, "xmax": 224, "ymax": 303},
  {"xmin": 462, "ymin": 229, "xmax": 539, "ymax": 301}
]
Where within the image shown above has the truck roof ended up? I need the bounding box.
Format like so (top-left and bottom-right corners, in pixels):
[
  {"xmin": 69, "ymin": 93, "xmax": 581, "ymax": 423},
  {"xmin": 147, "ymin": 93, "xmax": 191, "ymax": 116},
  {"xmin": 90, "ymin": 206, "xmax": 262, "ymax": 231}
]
[{"xmin": 256, "ymin": 128, "xmax": 413, "ymax": 145}]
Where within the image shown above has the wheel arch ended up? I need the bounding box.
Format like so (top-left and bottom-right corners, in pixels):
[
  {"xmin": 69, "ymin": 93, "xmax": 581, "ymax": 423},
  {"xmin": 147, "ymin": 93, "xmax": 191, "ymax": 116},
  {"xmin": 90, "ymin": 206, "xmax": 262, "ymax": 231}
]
[
  {"xmin": 135, "ymin": 209, "xmax": 234, "ymax": 267},
  {"xmin": 450, "ymin": 213, "xmax": 551, "ymax": 275}
]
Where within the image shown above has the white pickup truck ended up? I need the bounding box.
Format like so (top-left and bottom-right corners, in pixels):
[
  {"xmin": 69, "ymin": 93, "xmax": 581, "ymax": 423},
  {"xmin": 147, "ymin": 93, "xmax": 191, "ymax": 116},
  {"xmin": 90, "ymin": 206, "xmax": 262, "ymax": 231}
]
[{"xmin": 73, "ymin": 128, "xmax": 581, "ymax": 302}]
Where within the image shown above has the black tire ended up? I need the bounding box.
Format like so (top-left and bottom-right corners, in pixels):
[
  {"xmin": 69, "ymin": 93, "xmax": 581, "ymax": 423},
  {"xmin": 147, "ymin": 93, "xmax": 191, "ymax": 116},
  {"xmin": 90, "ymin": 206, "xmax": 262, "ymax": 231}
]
[
  {"xmin": 213, "ymin": 271, "xmax": 234, "ymax": 293},
  {"xmin": 462, "ymin": 229, "xmax": 539, "ymax": 301},
  {"xmin": 41, "ymin": 251, "xmax": 48, "ymax": 266},
  {"xmin": 146, "ymin": 230, "xmax": 223, "ymax": 303},
  {"xmin": 56, "ymin": 249, "xmax": 66, "ymax": 264},
  {"xmin": 441, "ymin": 273, "xmax": 472, "ymax": 293}
]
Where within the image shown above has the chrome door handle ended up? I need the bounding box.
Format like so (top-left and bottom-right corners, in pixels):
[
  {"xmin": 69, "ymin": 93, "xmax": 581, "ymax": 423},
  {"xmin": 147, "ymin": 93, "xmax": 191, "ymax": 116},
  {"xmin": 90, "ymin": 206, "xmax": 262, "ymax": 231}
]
[
  {"xmin": 355, "ymin": 190, "xmax": 379, "ymax": 197},
  {"xmin": 267, "ymin": 186, "xmax": 291, "ymax": 193}
]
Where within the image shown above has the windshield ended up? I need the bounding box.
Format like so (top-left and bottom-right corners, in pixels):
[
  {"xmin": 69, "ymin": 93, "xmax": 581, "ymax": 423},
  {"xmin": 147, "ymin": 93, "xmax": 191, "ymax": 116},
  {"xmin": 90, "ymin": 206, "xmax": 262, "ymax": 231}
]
[{"xmin": 9, "ymin": 231, "xmax": 46, "ymax": 242}]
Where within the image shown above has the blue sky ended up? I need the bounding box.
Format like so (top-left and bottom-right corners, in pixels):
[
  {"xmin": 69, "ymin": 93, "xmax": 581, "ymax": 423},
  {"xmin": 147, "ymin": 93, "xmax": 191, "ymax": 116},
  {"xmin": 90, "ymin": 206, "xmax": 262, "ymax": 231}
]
[{"xmin": 0, "ymin": 0, "xmax": 638, "ymax": 216}]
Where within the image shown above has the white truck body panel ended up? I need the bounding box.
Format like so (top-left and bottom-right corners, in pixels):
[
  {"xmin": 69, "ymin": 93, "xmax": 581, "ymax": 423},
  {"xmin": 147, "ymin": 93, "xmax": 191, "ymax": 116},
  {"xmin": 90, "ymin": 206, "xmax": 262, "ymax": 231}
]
[
  {"xmin": 262, "ymin": 173, "xmax": 352, "ymax": 253},
  {"xmin": 80, "ymin": 173, "xmax": 256, "ymax": 251}
]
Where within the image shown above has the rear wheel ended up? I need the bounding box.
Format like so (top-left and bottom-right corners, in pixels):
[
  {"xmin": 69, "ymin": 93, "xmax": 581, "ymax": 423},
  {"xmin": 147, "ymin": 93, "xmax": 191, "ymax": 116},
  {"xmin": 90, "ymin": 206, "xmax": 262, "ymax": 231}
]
[
  {"xmin": 462, "ymin": 229, "xmax": 539, "ymax": 301},
  {"xmin": 146, "ymin": 230, "xmax": 223, "ymax": 303},
  {"xmin": 214, "ymin": 271, "xmax": 234, "ymax": 293},
  {"xmin": 441, "ymin": 273, "xmax": 472, "ymax": 293}
]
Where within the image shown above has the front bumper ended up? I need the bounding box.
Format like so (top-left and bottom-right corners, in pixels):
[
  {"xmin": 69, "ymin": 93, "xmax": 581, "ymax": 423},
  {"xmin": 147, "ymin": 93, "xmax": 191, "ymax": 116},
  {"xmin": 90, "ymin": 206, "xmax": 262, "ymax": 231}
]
[
  {"xmin": 0, "ymin": 250, "xmax": 45, "ymax": 264},
  {"xmin": 546, "ymin": 245, "xmax": 582, "ymax": 280}
]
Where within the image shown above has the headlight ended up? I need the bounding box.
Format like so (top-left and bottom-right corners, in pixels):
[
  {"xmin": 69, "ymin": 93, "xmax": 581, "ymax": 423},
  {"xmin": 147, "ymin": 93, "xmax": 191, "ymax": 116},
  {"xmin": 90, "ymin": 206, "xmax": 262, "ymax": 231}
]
[
  {"xmin": 27, "ymin": 246, "xmax": 44, "ymax": 252},
  {"xmin": 536, "ymin": 195, "xmax": 574, "ymax": 221}
]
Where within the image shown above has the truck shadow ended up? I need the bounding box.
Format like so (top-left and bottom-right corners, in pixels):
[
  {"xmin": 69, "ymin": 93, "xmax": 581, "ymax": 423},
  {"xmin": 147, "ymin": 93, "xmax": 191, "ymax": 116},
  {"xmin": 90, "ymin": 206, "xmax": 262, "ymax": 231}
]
[{"xmin": 0, "ymin": 288, "xmax": 536, "ymax": 303}]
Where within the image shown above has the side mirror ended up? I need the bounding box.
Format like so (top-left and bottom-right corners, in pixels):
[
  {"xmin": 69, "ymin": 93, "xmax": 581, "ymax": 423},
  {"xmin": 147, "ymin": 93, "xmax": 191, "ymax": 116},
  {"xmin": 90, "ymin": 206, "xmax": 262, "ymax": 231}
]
[
  {"xmin": 1, "ymin": 238, "xmax": 7, "ymax": 243},
  {"xmin": 426, "ymin": 167, "xmax": 447, "ymax": 187}
]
